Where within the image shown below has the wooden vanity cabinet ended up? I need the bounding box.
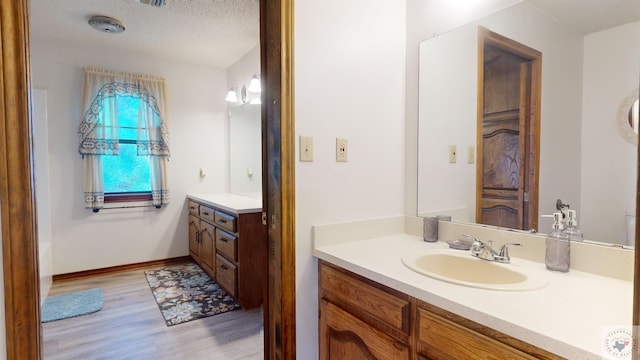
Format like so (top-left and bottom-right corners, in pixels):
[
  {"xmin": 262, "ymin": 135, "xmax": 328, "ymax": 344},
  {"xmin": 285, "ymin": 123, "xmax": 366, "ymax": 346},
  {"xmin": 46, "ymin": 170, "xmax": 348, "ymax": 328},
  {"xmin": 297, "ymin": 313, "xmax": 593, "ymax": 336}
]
[
  {"xmin": 318, "ymin": 260, "xmax": 564, "ymax": 360},
  {"xmin": 188, "ymin": 199, "xmax": 266, "ymax": 309},
  {"xmin": 319, "ymin": 261, "xmax": 412, "ymax": 360}
]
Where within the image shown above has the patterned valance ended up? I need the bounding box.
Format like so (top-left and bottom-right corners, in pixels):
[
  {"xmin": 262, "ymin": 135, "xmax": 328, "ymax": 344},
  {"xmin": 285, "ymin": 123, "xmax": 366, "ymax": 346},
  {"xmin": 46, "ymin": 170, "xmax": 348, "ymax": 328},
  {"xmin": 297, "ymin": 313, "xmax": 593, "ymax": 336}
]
[{"xmin": 77, "ymin": 68, "xmax": 170, "ymax": 157}]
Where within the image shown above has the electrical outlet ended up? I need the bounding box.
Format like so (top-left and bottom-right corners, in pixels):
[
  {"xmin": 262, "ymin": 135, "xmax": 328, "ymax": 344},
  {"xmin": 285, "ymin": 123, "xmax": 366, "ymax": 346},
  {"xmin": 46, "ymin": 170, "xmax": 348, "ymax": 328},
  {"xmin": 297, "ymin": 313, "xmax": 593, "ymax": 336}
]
[
  {"xmin": 336, "ymin": 138, "xmax": 348, "ymax": 162},
  {"xmin": 300, "ymin": 136, "xmax": 313, "ymax": 162},
  {"xmin": 468, "ymin": 145, "xmax": 475, "ymax": 163},
  {"xmin": 448, "ymin": 145, "xmax": 457, "ymax": 163}
]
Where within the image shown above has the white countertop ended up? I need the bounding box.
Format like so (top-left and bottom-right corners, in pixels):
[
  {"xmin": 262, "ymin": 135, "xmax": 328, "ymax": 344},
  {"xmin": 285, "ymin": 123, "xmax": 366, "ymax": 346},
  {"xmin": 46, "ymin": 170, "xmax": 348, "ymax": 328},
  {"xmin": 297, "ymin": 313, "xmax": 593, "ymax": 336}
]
[
  {"xmin": 188, "ymin": 193, "xmax": 262, "ymax": 214},
  {"xmin": 313, "ymin": 232, "xmax": 633, "ymax": 359}
]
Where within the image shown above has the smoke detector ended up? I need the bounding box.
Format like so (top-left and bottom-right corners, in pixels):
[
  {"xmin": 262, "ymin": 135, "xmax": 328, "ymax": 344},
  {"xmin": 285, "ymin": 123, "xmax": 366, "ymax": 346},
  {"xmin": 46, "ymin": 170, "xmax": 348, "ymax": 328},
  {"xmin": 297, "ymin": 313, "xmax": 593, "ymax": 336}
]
[{"xmin": 88, "ymin": 16, "xmax": 125, "ymax": 34}]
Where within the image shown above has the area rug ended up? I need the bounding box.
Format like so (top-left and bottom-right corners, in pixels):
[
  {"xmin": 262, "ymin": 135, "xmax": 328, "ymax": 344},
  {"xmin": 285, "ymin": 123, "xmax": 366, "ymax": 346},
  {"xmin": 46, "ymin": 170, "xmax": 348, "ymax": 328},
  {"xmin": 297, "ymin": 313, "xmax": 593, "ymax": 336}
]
[
  {"xmin": 144, "ymin": 262, "xmax": 240, "ymax": 326},
  {"xmin": 41, "ymin": 288, "xmax": 103, "ymax": 323}
]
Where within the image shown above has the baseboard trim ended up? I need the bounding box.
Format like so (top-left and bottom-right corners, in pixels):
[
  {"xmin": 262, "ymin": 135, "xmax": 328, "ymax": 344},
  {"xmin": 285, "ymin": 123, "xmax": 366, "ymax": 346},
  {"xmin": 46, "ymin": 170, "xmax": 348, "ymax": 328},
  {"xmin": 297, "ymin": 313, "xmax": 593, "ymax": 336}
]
[{"xmin": 52, "ymin": 256, "xmax": 192, "ymax": 282}]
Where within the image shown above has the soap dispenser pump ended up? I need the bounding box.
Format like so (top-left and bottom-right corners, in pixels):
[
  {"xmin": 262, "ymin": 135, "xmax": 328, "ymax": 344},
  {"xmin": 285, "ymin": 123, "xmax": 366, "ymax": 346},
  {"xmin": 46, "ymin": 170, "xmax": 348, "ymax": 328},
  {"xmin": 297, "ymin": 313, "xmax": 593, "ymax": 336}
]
[
  {"xmin": 544, "ymin": 212, "xmax": 570, "ymax": 272},
  {"xmin": 564, "ymin": 209, "xmax": 583, "ymax": 243}
]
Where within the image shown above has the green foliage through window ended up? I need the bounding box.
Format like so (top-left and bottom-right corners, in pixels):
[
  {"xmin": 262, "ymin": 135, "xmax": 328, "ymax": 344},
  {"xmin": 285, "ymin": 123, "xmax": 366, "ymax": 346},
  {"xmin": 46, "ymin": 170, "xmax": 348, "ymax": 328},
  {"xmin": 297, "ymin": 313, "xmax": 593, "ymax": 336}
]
[{"xmin": 102, "ymin": 96, "xmax": 152, "ymax": 194}]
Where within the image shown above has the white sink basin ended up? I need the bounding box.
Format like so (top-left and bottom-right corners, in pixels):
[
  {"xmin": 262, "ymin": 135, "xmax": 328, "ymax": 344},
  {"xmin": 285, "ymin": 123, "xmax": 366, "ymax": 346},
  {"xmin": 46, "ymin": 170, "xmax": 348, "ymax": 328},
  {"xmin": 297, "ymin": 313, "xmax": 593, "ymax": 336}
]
[{"xmin": 402, "ymin": 250, "xmax": 548, "ymax": 291}]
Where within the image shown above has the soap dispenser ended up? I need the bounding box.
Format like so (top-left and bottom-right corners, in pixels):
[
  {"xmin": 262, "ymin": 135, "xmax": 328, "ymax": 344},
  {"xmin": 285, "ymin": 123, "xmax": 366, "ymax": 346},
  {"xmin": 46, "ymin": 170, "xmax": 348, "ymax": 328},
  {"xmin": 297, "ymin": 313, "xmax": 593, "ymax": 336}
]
[
  {"xmin": 545, "ymin": 212, "xmax": 570, "ymax": 272},
  {"xmin": 564, "ymin": 209, "xmax": 584, "ymax": 243}
]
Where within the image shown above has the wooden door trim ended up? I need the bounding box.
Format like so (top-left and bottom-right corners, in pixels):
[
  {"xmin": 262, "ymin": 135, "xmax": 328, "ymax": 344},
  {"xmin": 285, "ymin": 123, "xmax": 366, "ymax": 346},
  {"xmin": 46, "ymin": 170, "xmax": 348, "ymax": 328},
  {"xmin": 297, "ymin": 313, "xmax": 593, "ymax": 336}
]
[
  {"xmin": 262, "ymin": 0, "xmax": 296, "ymax": 359},
  {"xmin": 0, "ymin": 0, "xmax": 42, "ymax": 359},
  {"xmin": 476, "ymin": 27, "xmax": 541, "ymax": 230}
]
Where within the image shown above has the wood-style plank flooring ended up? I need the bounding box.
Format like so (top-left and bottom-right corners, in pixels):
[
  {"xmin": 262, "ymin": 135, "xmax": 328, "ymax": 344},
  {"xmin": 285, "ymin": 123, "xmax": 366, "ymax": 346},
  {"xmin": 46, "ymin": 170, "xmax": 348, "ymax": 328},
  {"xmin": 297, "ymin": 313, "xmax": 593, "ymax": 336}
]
[{"xmin": 43, "ymin": 264, "xmax": 264, "ymax": 360}]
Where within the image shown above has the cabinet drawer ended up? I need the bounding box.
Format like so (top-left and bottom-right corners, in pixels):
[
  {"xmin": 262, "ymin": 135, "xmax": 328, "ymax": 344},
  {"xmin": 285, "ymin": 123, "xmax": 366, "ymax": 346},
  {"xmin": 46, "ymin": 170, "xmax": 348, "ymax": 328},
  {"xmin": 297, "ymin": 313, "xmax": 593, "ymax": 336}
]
[
  {"xmin": 216, "ymin": 228, "xmax": 237, "ymax": 261},
  {"xmin": 216, "ymin": 254, "xmax": 237, "ymax": 298},
  {"xmin": 416, "ymin": 308, "xmax": 537, "ymax": 360},
  {"xmin": 199, "ymin": 205, "xmax": 215, "ymax": 223},
  {"xmin": 320, "ymin": 263, "xmax": 410, "ymax": 334},
  {"xmin": 214, "ymin": 210, "xmax": 237, "ymax": 233},
  {"xmin": 188, "ymin": 201, "xmax": 199, "ymax": 216}
]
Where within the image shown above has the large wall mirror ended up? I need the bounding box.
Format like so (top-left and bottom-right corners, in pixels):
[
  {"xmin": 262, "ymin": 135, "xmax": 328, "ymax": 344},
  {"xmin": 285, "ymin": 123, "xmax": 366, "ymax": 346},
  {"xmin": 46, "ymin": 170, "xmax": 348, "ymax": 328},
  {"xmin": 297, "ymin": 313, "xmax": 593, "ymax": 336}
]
[
  {"xmin": 229, "ymin": 103, "xmax": 262, "ymax": 198},
  {"xmin": 418, "ymin": 0, "xmax": 640, "ymax": 247}
]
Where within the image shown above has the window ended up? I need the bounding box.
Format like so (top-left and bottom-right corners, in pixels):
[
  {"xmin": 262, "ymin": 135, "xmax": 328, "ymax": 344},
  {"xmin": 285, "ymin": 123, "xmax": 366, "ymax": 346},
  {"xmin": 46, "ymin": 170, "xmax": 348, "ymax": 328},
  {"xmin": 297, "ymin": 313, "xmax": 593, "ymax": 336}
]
[
  {"xmin": 101, "ymin": 96, "xmax": 152, "ymax": 202},
  {"xmin": 78, "ymin": 68, "xmax": 171, "ymax": 212}
]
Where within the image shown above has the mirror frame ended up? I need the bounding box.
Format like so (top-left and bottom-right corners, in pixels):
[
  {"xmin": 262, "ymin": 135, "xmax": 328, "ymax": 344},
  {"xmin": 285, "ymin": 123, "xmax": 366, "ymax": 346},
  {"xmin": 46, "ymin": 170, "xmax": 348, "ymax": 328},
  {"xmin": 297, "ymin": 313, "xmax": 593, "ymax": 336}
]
[{"xmin": 618, "ymin": 88, "xmax": 639, "ymax": 145}]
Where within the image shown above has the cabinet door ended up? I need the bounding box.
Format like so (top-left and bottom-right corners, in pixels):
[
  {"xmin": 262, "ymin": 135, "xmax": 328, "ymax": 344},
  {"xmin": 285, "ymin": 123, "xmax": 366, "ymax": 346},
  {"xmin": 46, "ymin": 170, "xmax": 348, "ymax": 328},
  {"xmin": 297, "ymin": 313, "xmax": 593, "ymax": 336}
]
[
  {"xmin": 200, "ymin": 222, "xmax": 216, "ymax": 278},
  {"xmin": 320, "ymin": 300, "xmax": 409, "ymax": 360},
  {"xmin": 188, "ymin": 215, "xmax": 201, "ymax": 263}
]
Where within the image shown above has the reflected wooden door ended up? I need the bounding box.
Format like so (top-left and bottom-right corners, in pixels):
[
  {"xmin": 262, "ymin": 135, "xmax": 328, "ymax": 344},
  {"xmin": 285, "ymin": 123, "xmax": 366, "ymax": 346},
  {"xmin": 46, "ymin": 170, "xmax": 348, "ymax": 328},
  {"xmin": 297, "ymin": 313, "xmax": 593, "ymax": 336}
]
[{"xmin": 476, "ymin": 28, "xmax": 542, "ymax": 231}]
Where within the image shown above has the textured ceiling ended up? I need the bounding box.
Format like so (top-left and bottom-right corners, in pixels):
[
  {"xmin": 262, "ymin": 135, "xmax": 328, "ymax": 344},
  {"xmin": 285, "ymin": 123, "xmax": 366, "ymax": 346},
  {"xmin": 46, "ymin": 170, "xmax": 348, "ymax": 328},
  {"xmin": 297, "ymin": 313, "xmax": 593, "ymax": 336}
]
[
  {"xmin": 528, "ymin": 0, "xmax": 640, "ymax": 34},
  {"xmin": 28, "ymin": 0, "xmax": 639, "ymax": 69},
  {"xmin": 29, "ymin": 0, "xmax": 260, "ymax": 69}
]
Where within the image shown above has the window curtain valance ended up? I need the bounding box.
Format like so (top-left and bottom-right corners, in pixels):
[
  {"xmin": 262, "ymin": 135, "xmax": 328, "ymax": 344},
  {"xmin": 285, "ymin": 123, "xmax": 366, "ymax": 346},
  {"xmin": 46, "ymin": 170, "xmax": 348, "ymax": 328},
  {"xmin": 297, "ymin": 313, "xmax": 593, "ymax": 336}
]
[
  {"xmin": 78, "ymin": 67, "xmax": 170, "ymax": 157},
  {"xmin": 78, "ymin": 67, "xmax": 171, "ymax": 211}
]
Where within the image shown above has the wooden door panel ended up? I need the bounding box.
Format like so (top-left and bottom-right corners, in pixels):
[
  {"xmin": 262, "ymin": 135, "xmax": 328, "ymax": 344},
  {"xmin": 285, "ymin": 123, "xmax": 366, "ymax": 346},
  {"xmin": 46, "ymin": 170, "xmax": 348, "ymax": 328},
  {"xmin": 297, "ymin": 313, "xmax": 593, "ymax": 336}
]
[
  {"xmin": 482, "ymin": 45, "xmax": 522, "ymax": 114},
  {"xmin": 200, "ymin": 221, "xmax": 216, "ymax": 277},
  {"xmin": 482, "ymin": 130, "xmax": 520, "ymax": 188},
  {"xmin": 188, "ymin": 215, "xmax": 201, "ymax": 262},
  {"xmin": 479, "ymin": 39, "xmax": 532, "ymax": 230}
]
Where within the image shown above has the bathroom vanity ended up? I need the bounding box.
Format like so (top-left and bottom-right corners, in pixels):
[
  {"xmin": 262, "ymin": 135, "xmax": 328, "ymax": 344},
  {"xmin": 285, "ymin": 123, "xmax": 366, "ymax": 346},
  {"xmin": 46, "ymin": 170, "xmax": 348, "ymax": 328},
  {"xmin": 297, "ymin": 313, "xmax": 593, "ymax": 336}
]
[
  {"xmin": 187, "ymin": 193, "xmax": 266, "ymax": 309},
  {"xmin": 314, "ymin": 217, "xmax": 633, "ymax": 359},
  {"xmin": 320, "ymin": 260, "xmax": 561, "ymax": 359}
]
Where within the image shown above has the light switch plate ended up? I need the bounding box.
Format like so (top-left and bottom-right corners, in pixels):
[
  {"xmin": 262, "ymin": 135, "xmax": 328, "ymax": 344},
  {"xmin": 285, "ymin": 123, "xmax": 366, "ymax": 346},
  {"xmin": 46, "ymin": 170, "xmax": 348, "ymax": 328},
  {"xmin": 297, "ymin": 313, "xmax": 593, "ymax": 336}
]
[
  {"xmin": 468, "ymin": 145, "xmax": 475, "ymax": 164},
  {"xmin": 336, "ymin": 138, "xmax": 348, "ymax": 162},
  {"xmin": 448, "ymin": 145, "xmax": 457, "ymax": 163},
  {"xmin": 300, "ymin": 136, "xmax": 313, "ymax": 162}
]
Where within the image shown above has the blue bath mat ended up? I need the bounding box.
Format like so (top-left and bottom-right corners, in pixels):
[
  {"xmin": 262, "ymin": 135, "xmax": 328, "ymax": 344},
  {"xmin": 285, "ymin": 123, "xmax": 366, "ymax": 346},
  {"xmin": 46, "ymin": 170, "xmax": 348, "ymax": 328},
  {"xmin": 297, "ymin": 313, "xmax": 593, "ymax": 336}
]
[{"xmin": 41, "ymin": 288, "xmax": 103, "ymax": 323}]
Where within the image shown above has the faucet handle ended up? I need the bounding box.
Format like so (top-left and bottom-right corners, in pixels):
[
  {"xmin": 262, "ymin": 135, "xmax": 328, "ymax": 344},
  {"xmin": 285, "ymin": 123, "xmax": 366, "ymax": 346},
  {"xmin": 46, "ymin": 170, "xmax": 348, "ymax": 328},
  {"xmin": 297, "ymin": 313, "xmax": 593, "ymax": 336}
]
[
  {"xmin": 463, "ymin": 233, "xmax": 481, "ymax": 244},
  {"xmin": 495, "ymin": 243, "xmax": 522, "ymax": 263}
]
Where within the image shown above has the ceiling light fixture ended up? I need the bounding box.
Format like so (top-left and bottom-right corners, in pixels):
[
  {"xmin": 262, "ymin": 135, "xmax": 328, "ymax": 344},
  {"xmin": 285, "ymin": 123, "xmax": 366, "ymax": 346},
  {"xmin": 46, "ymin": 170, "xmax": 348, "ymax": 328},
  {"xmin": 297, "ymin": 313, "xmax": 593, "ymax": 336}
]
[{"xmin": 88, "ymin": 16, "xmax": 125, "ymax": 34}]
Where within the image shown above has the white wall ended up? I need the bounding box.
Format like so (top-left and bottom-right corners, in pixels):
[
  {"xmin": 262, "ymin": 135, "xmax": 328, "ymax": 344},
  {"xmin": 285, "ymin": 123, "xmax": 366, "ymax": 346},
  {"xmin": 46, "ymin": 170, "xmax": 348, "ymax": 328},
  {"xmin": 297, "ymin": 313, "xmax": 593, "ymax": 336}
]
[
  {"xmin": 295, "ymin": 0, "xmax": 407, "ymax": 358},
  {"xmin": 581, "ymin": 21, "xmax": 640, "ymax": 244},
  {"xmin": 30, "ymin": 37, "xmax": 229, "ymax": 274},
  {"xmin": 416, "ymin": 2, "xmax": 584, "ymax": 229}
]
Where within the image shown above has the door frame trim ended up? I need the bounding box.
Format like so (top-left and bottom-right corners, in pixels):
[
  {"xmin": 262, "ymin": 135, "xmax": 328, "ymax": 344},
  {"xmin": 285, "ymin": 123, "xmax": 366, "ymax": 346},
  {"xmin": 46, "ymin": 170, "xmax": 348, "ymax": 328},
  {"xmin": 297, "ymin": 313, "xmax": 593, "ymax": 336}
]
[{"xmin": 0, "ymin": 0, "xmax": 42, "ymax": 358}]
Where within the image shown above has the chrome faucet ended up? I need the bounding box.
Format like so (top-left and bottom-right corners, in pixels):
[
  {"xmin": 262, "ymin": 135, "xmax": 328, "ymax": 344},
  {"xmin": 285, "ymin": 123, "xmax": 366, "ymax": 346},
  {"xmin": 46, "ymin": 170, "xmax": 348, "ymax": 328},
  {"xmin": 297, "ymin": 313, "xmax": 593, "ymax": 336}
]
[{"xmin": 463, "ymin": 234, "xmax": 521, "ymax": 263}]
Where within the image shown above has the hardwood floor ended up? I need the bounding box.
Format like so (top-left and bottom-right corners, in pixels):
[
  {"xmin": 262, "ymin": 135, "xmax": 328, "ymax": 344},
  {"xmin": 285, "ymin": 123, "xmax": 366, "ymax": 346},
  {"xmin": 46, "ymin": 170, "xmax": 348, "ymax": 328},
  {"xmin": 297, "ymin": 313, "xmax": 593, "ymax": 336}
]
[{"xmin": 43, "ymin": 263, "xmax": 264, "ymax": 360}]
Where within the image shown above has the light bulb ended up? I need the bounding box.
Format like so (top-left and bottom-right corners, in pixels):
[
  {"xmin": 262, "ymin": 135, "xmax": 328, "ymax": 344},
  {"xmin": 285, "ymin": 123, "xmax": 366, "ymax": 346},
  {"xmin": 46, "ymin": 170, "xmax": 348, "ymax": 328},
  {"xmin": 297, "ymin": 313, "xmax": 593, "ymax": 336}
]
[
  {"xmin": 225, "ymin": 88, "xmax": 238, "ymax": 103},
  {"xmin": 248, "ymin": 74, "xmax": 261, "ymax": 93}
]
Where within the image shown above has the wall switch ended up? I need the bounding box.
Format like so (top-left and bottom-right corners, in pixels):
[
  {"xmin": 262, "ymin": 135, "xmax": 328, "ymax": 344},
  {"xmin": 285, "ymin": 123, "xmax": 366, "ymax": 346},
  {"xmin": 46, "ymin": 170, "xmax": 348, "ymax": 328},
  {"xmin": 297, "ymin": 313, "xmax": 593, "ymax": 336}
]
[
  {"xmin": 448, "ymin": 145, "xmax": 457, "ymax": 163},
  {"xmin": 468, "ymin": 145, "xmax": 475, "ymax": 164},
  {"xmin": 300, "ymin": 136, "xmax": 313, "ymax": 162},
  {"xmin": 336, "ymin": 138, "xmax": 348, "ymax": 162}
]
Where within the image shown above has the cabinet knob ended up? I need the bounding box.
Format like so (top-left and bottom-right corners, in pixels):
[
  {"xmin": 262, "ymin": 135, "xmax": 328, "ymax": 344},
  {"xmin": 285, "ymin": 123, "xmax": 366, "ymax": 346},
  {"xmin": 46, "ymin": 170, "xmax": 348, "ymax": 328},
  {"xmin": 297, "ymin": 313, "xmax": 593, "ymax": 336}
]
[{"xmin": 220, "ymin": 264, "xmax": 228, "ymax": 270}]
